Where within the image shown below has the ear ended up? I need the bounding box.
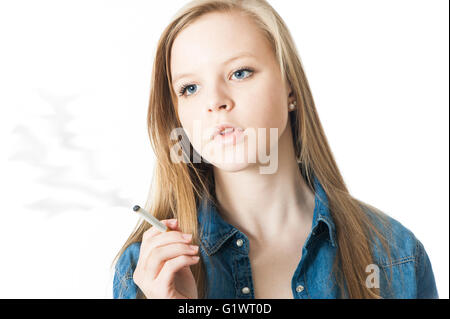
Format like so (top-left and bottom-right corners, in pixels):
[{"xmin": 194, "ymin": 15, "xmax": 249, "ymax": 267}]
[{"xmin": 286, "ymin": 81, "xmax": 294, "ymax": 99}]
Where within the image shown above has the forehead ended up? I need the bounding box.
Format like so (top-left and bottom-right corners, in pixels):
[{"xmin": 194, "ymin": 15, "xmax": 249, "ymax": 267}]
[{"xmin": 170, "ymin": 12, "xmax": 274, "ymax": 81}]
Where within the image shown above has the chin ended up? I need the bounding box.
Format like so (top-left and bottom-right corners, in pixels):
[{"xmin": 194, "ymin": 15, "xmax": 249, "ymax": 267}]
[
  {"xmin": 199, "ymin": 138, "xmax": 265, "ymax": 171},
  {"xmin": 211, "ymin": 161, "xmax": 252, "ymax": 172},
  {"xmin": 207, "ymin": 149, "xmax": 263, "ymax": 172}
]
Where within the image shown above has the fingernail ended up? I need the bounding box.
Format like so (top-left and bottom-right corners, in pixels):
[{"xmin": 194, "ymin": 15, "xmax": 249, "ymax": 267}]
[
  {"xmin": 189, "ymin": 245, "xmax": 199, "ymax": 251},
  {"xmin": 182, "ymin": 233, "xmax": 192, "ymax": 241}
]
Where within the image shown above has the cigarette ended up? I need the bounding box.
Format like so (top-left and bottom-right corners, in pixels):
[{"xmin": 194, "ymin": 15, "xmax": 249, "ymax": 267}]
[{"xmin": 132, "ymin": 205, "xmax": 169, "ymax": 232}]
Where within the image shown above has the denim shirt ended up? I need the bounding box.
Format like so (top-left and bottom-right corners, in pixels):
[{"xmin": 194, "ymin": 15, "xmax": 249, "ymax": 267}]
[{"xmin": 113, "ymin": 176, "xmax": 438, "ymax": 299}]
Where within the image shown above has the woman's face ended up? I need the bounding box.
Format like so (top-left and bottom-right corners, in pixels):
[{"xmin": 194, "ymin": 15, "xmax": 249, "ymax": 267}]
[{"xmin": 170, "ymin": 11, "xmax": 293, "ymax": 172}]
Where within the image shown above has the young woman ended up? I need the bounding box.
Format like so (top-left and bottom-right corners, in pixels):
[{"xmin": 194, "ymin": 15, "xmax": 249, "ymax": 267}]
[{"xmin": 112, "ymin": 0, "xmax": 438, "ymax": 299}]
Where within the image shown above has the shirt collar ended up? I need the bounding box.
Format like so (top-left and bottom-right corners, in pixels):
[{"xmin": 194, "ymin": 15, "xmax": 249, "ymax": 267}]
[
  {"xmin": 311, "ymin": 175, "xmax": 337, "ymax": 248},
  {"xmin": 197, "ymin": 174, "xmax": 337, "ymax": 256}
]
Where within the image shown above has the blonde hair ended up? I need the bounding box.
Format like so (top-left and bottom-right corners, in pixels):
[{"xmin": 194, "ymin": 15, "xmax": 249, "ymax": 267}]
[{"xmin": 112, "ymin": 0, "xmax": 394, "ymax": 299}]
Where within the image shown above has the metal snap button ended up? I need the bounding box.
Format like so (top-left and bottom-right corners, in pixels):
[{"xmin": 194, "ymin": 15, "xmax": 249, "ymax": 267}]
[
  {"xmin": 296, "ymin": 285, "xmax": 304, "ymax": 293},
  {"xmin": 241, "ymin": 287, "xmax": 250, "ymax": 294},
  {"xmin": 236, "ymin": 239, "xmax": 244, "ymax": 247}
]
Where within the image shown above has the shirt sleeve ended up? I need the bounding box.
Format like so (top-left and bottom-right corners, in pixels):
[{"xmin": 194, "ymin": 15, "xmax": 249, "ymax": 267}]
[
  {"xmin": 415, "ymin": 238, "xmax": 439, "ymax": 299},
  {"xmin": 113, "ymin": 242, "xmax": 141, "ymax": 299}
]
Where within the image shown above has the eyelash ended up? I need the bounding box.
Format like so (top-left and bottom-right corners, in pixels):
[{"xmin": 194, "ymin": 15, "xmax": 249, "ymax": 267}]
[{"xmin": 177, "ymin": 66, "xmax": 255, "ymax": 98}]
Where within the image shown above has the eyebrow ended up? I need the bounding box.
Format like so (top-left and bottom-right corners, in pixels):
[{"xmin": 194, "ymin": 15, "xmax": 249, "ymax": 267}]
[{"xmin": 172, "ymin": 52, "xmax": 256, "ymax": 85}]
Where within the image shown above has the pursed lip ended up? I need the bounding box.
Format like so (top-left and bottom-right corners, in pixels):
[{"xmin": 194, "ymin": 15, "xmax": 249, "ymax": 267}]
[{"xmin": 209, "ymin": 123, "xmax": 244, "ymax": 140}]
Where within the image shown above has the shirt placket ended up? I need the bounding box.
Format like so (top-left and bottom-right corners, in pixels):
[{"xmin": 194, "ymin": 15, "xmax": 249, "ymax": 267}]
[
  {"xmin": 291, "ymin": 225, "xmax": 324, "ymax": 299},
  {"xmin": 231, "ymin": 233, "xmax": 255, "ymax": 298}
]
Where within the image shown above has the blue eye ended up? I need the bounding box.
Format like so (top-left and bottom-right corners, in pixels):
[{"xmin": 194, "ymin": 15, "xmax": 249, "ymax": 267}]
[
  {"xmin": 233, "ymin": 69, "xmax": 251, "ymax": 80},
  {"xmin": 178, "ymin": 67, "xmax": 254, "ymax": 98},
  {"xmin": 178, "ymin": 84, "xmax": 198, "ymax": 97}
]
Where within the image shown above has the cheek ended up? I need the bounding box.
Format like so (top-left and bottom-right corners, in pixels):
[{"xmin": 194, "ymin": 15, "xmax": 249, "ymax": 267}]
[
  {"xmin": 178, "ymin": 108, "xmax": 193, "ymax": 133},
  {"xmin": 177, "ymin": 109, "xmax": 206, "ymax": 151},
  {"xmin": 251, "ymin": 80, "xmax": 288, "ymax": 132}
]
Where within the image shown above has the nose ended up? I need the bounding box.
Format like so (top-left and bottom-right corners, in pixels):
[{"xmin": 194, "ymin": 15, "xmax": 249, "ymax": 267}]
[
  {"xmin": 206, "ymin": 79, "xmax": 234, "ymax": 113},
  {"xmin": 209, "ymin": 103, "xmax": 232, "ymax": 113}
]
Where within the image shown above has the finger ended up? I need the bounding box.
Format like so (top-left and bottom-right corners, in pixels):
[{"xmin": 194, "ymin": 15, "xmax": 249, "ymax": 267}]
[
  {"xmin": 141, "ymin": 229, "xmax": 193, "ymax": 263},
  {"xmin": 157, "ymin": 254, "xmax": 200, "ymax": 287},
  {"xmin": 138, "ymin": 219, "xmax": 177, "ymax": 260},
  {"xmin": 142, "ymin": 219, "xmax": 178, "ymax": 240},
  {"xmin": 147, "ymin": 242, "xmax": 199, "ymax": 280}
]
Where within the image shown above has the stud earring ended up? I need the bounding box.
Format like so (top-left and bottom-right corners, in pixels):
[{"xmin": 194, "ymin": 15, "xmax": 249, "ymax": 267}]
[{"xmin": 288, "ymin": 100, "xmax": 297, "ymax": 111}]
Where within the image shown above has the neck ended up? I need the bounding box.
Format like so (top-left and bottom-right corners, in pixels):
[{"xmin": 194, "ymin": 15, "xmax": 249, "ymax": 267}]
[{"xmin": 213, "ymin": 125, "xmax": 315, "ymax": 244}]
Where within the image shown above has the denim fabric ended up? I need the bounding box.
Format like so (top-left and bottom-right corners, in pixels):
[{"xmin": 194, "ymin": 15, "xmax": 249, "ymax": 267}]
[{"xmin": 113, "ymin": 176, "xmax": 438, "ymax": 299}]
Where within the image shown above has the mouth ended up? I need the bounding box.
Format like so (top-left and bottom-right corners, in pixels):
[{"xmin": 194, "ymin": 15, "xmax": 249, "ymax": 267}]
[
  {"xmin": 219, "ymin": 127, "xmax": 237, "ymax": 136},
  {"xmin": 211, "ymin": 126, "xmax": 245, "ymax": 146},
  {"xmin": 210, "ymin": 124, "xmax": 244, "ymax": 139}
]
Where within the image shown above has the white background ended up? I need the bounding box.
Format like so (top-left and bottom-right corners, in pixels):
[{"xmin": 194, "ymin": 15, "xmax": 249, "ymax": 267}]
[{"xmin": 0, "ymin": 0, "xmax": 448, "ymax": 298}]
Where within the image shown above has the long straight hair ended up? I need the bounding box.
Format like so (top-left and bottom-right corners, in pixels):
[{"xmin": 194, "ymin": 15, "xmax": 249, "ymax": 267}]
[{"xmin": 112, "ymin": 0, "xmax": 394, "ymax": 299}]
